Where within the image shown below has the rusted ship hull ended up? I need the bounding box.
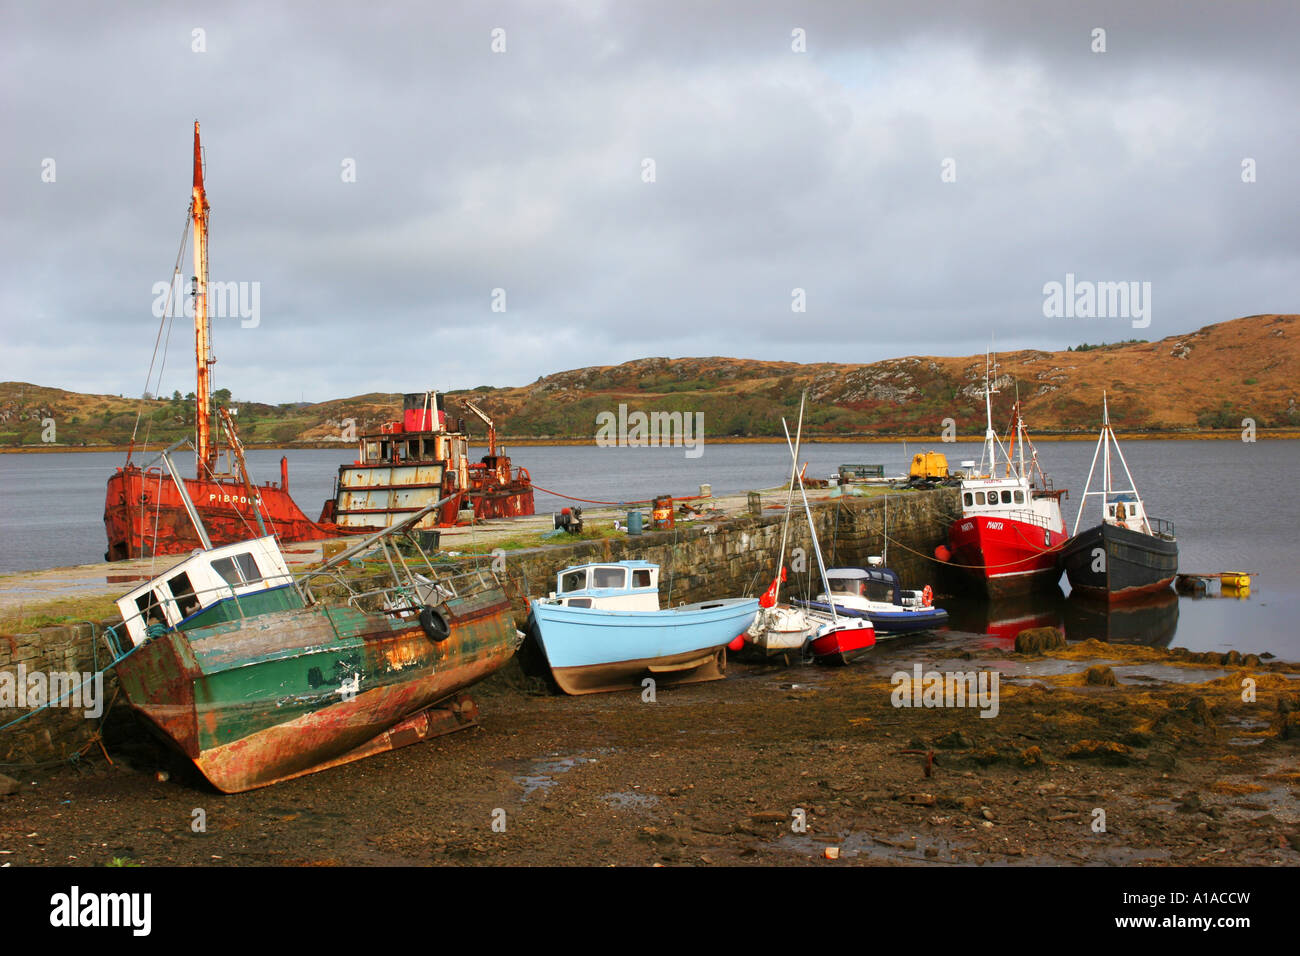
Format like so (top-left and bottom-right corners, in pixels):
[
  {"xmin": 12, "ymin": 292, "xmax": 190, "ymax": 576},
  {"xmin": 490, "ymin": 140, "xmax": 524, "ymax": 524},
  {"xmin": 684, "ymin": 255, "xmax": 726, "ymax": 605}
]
[
  {"xmin": 112, "ymin": 586, "xmax": 519, "ymax": 793},
  {"xmin": 324, "ymin": 391, "xmax": 535, "ymax": 531},
  {"xmin": 467, "ymin": 463, "xmax": 535, "ymax": 521},
  {"xmin": 105, "ymin": 465, "xmax": 338, "ymax": 561},
  {"xmin": 322, "ymin": 464, "xmax": 534, "ymax": 530}
]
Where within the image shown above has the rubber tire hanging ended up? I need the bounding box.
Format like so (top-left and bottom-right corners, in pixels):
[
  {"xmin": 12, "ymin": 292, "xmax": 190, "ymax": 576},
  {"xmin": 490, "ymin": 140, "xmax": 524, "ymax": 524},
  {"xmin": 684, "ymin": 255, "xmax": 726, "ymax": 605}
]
[{"xmin": 419, "ymin": 605, "xmax": 451, "ymax": 642}]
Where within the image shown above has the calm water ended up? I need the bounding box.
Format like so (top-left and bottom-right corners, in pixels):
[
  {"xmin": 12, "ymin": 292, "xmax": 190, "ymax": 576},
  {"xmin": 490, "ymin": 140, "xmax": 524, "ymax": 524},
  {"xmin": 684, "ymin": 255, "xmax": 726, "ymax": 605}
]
[{"xmin": 1, "ymin": 440, "xmax": 1296, "ymax": 658}]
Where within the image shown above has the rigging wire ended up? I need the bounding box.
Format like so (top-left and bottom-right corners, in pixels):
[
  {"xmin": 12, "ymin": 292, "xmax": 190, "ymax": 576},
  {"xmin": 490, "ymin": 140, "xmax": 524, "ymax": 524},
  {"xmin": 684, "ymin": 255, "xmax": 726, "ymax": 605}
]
[{"xmin": 128, "ymin": 212, "xmax": 192, "ymax": 460}]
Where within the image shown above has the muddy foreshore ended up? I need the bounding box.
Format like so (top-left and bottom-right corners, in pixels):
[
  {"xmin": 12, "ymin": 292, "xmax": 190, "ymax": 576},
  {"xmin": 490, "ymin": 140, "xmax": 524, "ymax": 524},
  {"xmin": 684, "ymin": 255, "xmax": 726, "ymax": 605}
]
[{"xmin": 1, "ymin": 631, "xmax": 1297, "ymax": 867}]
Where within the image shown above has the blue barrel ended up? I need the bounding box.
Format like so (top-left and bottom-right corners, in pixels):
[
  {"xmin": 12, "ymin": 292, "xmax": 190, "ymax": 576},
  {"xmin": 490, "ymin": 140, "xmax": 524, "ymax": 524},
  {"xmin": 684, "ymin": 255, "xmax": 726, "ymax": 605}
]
[{"xmin": 627, "ymin": 510, "xmax": 643, "ymax": 535}]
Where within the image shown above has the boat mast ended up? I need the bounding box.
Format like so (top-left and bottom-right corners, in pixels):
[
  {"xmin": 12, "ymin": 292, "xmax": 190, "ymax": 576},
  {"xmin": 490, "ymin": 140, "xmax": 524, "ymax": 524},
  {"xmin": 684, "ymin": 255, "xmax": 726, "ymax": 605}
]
[
  {"xmin": 980, "ymin": 350, "xmax": 999, "ymax": 476},
  {"xmin": 190, "ymin": 121, "xmax": 215, "ymax": 478},
  {"xmin": 1104, "ymin": 395, "xmax": 1151, "ymax": 534},
  {"xmin": 1073, "ymin": 397, "xmax": 1107, "ymax": 535},
  {"xmin": 1015, "ymin": 383, "xmax": 1026, "ymax": 481},
  {"xmin": 771, "ymin": 393, "xmax": 805, "ymax": 588},
  {"xmin": 783, "ymin": 415, "xmax": 837, "ymax": 624},
  {"xmin": 1102, "ymin": 393, "xmax": 1111, "ymax": 503}
]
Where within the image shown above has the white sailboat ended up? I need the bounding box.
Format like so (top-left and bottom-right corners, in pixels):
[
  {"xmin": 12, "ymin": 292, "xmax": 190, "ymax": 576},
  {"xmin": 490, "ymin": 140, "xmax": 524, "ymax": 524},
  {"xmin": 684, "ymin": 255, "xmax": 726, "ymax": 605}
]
[{"xmin": 744, "ymin": 394, "xmax": 876, "ymax": 664}]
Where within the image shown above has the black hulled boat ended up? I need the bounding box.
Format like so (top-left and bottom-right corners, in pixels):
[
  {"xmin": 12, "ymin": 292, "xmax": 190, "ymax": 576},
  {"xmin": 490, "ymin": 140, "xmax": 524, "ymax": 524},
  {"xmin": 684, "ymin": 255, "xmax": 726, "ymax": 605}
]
[{"xmin": 1061, "ymin": 396, "xmax": 1178, "ymax": 603}]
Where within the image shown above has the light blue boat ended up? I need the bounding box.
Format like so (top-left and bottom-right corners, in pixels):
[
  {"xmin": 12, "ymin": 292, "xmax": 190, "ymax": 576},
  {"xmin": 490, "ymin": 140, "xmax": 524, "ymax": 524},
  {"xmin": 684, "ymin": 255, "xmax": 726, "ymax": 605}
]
[{"xmin": 527, "ymin": 560, "xmax": 759, "ymax": 695}]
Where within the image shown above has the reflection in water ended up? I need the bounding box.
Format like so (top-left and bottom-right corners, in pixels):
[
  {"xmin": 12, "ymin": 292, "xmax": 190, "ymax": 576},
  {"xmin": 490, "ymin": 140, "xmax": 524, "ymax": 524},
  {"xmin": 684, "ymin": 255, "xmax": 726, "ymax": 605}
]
[
  {"xmin": 943, "ymin": 586, "xmax": 1064, "ymax": 642},
  {"xmin": 1063, "ymin": 590, "xmax": 1179, "ymax": 647},
  {"xmin": 946, "ymin": 585, "xmax": 1182, "ymax": 648}
]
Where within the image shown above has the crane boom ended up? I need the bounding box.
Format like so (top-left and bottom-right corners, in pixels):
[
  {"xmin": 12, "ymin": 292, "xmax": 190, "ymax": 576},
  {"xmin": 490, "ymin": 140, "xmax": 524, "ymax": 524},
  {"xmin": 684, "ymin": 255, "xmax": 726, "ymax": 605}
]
[{"xmin": 461, "ymin": 399, "xmax": 497, "ymax": 457}]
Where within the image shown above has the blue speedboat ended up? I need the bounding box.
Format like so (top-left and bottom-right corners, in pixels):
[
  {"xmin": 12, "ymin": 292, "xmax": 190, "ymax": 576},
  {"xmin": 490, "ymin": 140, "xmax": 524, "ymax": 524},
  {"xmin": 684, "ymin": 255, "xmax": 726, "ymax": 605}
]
[
  {"xmin": 794, "ymin": 566, "xmax": 948, "ymax": 635},
  {"xmin": 528, "ymin": 560, "xmax": 760, "ymax": 695}
]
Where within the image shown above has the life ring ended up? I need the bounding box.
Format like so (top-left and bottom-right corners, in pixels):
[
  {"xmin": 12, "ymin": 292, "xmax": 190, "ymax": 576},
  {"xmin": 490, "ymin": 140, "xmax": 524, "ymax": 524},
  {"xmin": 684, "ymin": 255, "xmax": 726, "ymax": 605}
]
[
  {"xmin": 419, "ymin": 605, "xmax": 451, "ymax": 642},
  {"xmin": 921, "ymin": 585, "xmax": 933, "ymax": 608}
]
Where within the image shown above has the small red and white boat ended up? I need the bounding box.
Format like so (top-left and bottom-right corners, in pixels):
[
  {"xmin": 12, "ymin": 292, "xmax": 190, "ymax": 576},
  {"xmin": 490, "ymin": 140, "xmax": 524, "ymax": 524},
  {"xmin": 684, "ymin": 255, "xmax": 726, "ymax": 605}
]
[
  {"xmin": 937, "ymin": 357, "xmax": 1067, "ymax": 599},
  {"xmin": 808, "ymin": 616, "xmax": 876, "ymax": 666}
]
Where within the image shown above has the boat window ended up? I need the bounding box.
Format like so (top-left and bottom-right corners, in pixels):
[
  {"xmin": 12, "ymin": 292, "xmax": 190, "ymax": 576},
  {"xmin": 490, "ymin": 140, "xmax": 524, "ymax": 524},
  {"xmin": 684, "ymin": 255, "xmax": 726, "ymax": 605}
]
[
  {"xmin": 864, "ymin": 582, "xmax": 895, "ymax": 602},
  {"xmin": 560, "ymin": 570, "xmax": 587, "ymax": 593},
  {"xmin": 632, "ymin": 569, "xmax": 652, "ymax": 588},
  {"xmin": 1014, "ymin": 491, "xmax": 1024, "ymax": 504},
  {"xmin": 211, "ymin": 556, "xmax": 243, "ymax": 587},
  {"xmin": 234, "ymin": 552, "xmax": 263, "ymax": 583},
  {"xmin": 134, "ymin": 590, "xmax": 168, "ymax": 627},
  {"xmin": 963, "ymin": 493, "xmax": 973, "ymax": 506},
  {"xmin": 1001, "ymin": 491, "xmax": 1012, "ymax": 504},
  {"xmin": 592, "ymin": 567, "xmax": 627, "ymax": 589},
  {"xmin": 565, "ymin": 598, "xmax": 593, "ymax": 608},
  {"xmin": 166, "ymin": 572, "xmax": 201, "ymax": 618},
  {"xmin": 975, "ymin": 492, "xmax": 986, "ymax": 505},
  {"xmin": 829, "ymin": 579, "xmax": 858, "ymax": 594},
  {"xmin": 365, "ymin": 441, "xmax": 380, "ymax": 460}
]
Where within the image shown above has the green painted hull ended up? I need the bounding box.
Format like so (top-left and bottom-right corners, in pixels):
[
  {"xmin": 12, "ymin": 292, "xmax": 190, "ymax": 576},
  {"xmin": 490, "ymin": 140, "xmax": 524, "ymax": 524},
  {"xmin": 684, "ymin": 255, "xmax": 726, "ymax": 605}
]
[{"xmin": 114, "ymin": 586, "xmax": 519, "ymax": 792}]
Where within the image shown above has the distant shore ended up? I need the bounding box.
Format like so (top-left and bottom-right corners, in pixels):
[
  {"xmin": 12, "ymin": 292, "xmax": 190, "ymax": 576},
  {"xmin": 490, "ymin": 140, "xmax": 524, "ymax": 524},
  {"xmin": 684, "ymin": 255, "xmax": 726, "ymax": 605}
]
[{"xmin": 3, "ymin": 429, "xmax": 1298, "ymax": 454}]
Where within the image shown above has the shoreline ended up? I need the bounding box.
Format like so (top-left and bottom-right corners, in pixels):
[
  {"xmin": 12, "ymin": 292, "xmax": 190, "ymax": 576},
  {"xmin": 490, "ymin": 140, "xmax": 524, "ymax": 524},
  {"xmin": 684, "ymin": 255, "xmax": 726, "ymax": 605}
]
[
  {"xmin": 1, "ymin": 634, "xmax": 1296, "ymax": 867},
  {"xmin": 4, "ymin": 429, "xmax": 1298, "ymax": 454}
]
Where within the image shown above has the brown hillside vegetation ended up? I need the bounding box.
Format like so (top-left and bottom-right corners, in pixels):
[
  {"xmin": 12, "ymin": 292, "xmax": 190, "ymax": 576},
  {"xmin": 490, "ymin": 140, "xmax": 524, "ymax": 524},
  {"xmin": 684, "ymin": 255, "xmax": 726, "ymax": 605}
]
[
  {"xmin": 2, "ymin": 314, "xmax": 1296, "ymax": 446},
  {"xmin": 447, "ymin": 313, "xmax": 1299, "ymax": 437}
]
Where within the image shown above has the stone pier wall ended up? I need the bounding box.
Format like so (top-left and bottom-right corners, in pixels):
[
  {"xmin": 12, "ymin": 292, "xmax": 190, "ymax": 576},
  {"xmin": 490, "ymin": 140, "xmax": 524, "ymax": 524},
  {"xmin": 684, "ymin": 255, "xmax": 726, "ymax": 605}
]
[
  {"xmin": 499, "ymin": 488, "xmax": 959, "ymax": 625},
  {"xmin": 0, "ymin": 488, "xmax": 958, "ymax": 766},
  {"xmin": 0, "ymin": 621, "xmax": 119, "ymax": 768}
]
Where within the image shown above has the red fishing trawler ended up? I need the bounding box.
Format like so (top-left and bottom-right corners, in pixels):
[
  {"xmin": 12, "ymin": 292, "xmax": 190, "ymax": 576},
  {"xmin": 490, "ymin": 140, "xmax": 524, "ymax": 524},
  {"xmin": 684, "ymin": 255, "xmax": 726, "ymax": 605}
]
[
  {"xmin": 104, "ymin": 122, "xmax": 339, "ymax": 560},
  {"xmin": 935, "ymin": 357, "xmax": 1068, "ymax": 598}
]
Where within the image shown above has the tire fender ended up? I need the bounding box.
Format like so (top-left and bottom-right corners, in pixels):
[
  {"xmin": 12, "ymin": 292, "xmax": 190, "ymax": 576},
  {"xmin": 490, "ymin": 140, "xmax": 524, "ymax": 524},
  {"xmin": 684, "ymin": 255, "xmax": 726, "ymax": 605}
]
[{"xmin": 419, "ymin": 605, "xmax": 451, "ymax": 642}]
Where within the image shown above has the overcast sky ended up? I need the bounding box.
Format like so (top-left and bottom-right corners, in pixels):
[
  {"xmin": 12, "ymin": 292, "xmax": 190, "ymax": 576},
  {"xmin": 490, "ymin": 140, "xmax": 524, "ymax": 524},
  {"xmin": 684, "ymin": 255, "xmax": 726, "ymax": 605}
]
[{"xmin": 2, "ymin": 1, "xmax": 1297, "ymax": 404}]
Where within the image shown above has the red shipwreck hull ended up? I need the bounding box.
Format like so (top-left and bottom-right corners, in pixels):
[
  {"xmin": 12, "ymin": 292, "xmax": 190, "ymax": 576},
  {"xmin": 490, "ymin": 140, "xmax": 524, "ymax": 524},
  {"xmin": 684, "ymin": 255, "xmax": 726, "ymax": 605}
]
[
  {"xmin": 947, "ymin": 516, "xmax": 1066, "ymax": 599},
  {"xmin": 105, "ymin": 464, "xmax": 338, "ymax": 561}
]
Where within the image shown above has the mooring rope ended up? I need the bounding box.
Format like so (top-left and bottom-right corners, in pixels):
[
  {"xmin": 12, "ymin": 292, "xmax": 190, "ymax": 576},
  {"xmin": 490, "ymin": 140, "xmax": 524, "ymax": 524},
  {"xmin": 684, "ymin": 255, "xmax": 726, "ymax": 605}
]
[
  {"xmin": 0, "ymin": 624, "xmax": 143, "ymax": 735},
  {"xmin": 528, "ymin": 484, "xmax": 710, "ymax": 507}
]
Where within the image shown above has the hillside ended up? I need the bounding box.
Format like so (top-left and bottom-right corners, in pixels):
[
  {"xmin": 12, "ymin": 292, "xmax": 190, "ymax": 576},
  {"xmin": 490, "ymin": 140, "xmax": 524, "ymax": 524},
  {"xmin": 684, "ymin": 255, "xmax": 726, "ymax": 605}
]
[{"xmin": 2, "ymin": 314, "xmax": 1296, "ymax": 447}]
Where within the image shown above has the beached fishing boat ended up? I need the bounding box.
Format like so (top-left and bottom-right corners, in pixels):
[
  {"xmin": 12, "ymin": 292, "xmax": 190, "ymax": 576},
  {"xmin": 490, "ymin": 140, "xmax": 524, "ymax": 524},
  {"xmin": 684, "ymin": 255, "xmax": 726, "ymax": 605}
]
[
  {"xmin": 107, "ymin": 443, "xmax": 521, "ymax": 792},
  {"xmin": 1061, "ymin": 396, "xmax": 1178, "ymax": 602},
  {"xmin": 936, "ymin": 356, "xmax": 1068, "ymax": 597},
  {"xmin": 796, "ymin": 566, "xmax": 949, "ymax": 635},
  {"xmin": 104, "ymin": 122, "xmax": 337, "ymax": 560},
  {"xmin": 527, "ymin": 560, "xmax": 758, "ymax": 695}
]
